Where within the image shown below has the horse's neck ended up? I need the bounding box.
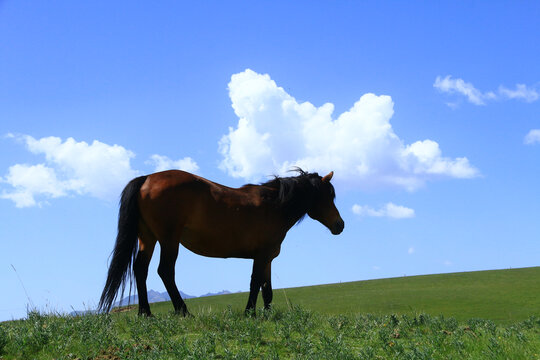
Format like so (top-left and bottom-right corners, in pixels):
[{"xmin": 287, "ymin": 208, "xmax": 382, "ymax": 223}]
[
  {"xmin": 258, "ymin": 181, "xmax": 314, "ymax": 229},
  {"xmin": 279, "ymin": 193, "xmax": 312, "ymax": 229}
]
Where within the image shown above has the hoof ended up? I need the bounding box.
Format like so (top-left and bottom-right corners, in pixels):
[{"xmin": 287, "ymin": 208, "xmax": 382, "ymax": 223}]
[{"xmin": 174, "ymin": 308, "xmax": 191, "ymax": 317}]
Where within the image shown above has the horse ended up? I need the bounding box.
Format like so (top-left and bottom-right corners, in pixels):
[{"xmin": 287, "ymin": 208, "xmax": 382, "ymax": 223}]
[{"xmin": 98, "ymin": 168, "xmax": 344, "ymax": 316}]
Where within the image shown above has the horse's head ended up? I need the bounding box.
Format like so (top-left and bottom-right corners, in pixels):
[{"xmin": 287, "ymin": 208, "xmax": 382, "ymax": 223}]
[{"xmin": 307, "ymin": 171, "xmax": 344, "ymax": 235}]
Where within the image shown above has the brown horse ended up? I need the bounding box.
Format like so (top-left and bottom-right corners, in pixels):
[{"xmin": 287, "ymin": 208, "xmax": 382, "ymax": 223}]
[{"xmin": 98, "ymin": 168, "xmax": 344, "ymax": 316}]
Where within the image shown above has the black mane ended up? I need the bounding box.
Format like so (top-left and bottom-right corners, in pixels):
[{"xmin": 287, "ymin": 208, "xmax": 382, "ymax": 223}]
[{"xmin": 257, "ymin": 168, "xmax": 327, "ymax": 223}]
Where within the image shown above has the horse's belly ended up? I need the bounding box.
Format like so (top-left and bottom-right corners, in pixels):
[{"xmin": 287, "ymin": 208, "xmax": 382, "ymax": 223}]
[{"xmin": 179, "ymin": 227, "xmax": 256, "ymax": 259}]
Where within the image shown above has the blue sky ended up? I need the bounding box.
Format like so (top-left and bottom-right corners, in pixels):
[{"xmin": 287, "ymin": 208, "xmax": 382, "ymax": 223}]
[{"xmin": 1, "ymin": 1, "xmax": 539, "ymax": 321}]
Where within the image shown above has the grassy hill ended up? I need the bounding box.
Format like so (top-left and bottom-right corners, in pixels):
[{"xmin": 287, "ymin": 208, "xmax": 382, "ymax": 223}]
[
  {"xmin": 147, "ymin": 266, "xmax": 540, "ymax": 324},
  {"xmin": 2, "ymin": 267, "xmax": 539, "ymax": 359}
]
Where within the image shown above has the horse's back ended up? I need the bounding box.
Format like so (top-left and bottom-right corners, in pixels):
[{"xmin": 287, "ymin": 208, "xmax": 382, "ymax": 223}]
[
  {"xmin": 141, "ymin": 170, "xmax": 202, "ymax": 196},
  {"xmin": 139, "ymin": 170, "xmax": 252, "ymax": 207}
]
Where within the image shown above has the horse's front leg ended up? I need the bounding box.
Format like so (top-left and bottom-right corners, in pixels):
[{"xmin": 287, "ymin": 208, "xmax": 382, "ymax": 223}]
[
  {"xmin": 261, "ymin": 261, "xmax": 273, "ymax": 310},
  {"xmin": 245, "ymin": 259, "xmax": 269, "ymax": 316}
]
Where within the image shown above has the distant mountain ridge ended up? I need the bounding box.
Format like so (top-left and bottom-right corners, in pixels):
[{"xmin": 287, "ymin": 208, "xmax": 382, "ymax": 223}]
[
  {"xmin": 112, "ymin": 289, "xmax": 232, "ymax": 308},
  {"xmin": 70, "ymin": 289, "xmax": 233, "ymax": 316}
]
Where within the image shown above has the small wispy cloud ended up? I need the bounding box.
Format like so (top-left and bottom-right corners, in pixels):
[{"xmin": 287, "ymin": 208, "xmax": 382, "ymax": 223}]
[
  {"xmin": 444, "ymin": 260, "xmax": 453, "ymax": 266},
  {"xmin": 499, "ymin": 84, "xmax": 539, "ymax": 102},
  {"xmin": 408, "ymin": 247, "xmax": 415, "ymax": 255},
  {"xmin": 434, "ymin": 75, "xmax": 494, "ymax": 105},
  {"xmin": 524, "ymin": 129, "xmax": 540, "ymax": 145},
  {"xmin": 352, "ymin": 203, "xmax": 415, "ymax": 219},
  {"xmin": 434, "ymin": 75, "xmax": 539, "ymax": 106}
]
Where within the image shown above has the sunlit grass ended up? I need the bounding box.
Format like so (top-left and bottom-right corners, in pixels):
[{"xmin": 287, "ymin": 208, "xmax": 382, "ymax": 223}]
[
  {"xmin": 2, "ymin": 267, "xmax": 539, "ymax": 359},
  {"xmin": 150, "ymin": 266, "xmax": 540, "ymax": 324},
  {"xmin": 1, "ymin": 307, "xmax": 539, "ymax": 359}
]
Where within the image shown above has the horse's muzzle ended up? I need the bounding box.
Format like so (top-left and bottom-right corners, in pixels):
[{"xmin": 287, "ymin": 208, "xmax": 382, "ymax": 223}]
[{"xmin": 331, "ymin": 219, "xmax": 345, "ymax": 235}]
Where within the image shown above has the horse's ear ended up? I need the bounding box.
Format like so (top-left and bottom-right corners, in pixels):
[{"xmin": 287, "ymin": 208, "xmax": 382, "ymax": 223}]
[{"xmin": 322, "ymin": 171, "xmax": 334, "ymax": 182}]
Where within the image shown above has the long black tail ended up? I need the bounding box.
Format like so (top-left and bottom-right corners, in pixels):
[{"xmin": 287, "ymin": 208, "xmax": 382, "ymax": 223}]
[{"xmin": 98, "ymin": 175, "xmax": 148, "ymax": 313}]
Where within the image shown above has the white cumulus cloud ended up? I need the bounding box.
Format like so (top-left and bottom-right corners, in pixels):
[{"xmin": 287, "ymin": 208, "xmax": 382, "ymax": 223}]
[
  {"xmin": 524, "ymin": 129, "xmax": 540, "ymax": 145},
  {"xmin": 1, "ymin": 135, "xmax": 200, "ymax": 208},
  {"xmin": 1, "ymin": 135, "xmax": 138, "ymax": 207},
  {"xmin": 403, "ymin": 140, "xmax": 477, "ymax": 178},
  {"xmin": 220, "ymin": 69, "xmax": 478, "ymax": 189},
  {"xmin": 1, "ymin": 164, "xmax": 67, "ymax": 207},
  {"xmin": 351, "ymin": 203, "xmax": 415, "ymax": 219},
  {"xmin": 147, "ymin": 154, "xmax": 199, "ymax": 173}
]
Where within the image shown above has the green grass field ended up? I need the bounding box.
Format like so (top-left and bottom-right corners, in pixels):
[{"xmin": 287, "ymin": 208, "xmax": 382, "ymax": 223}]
[
  {"xmin": 1, "ymin": 267, "xmax": 539, "ymax": 359},
  {"xmin": 157, "ymin": 266, "xmax": 540, "ymax": 324}
]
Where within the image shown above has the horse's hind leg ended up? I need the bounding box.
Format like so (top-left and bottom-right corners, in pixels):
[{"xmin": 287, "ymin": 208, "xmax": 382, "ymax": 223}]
[
  {"xmin": 158, "ymin": 239, "xmax": 189, "ymax": 316},
  {"xmin": 134, "ymin": 222, "xmax": 157, "ymax": 316}
]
